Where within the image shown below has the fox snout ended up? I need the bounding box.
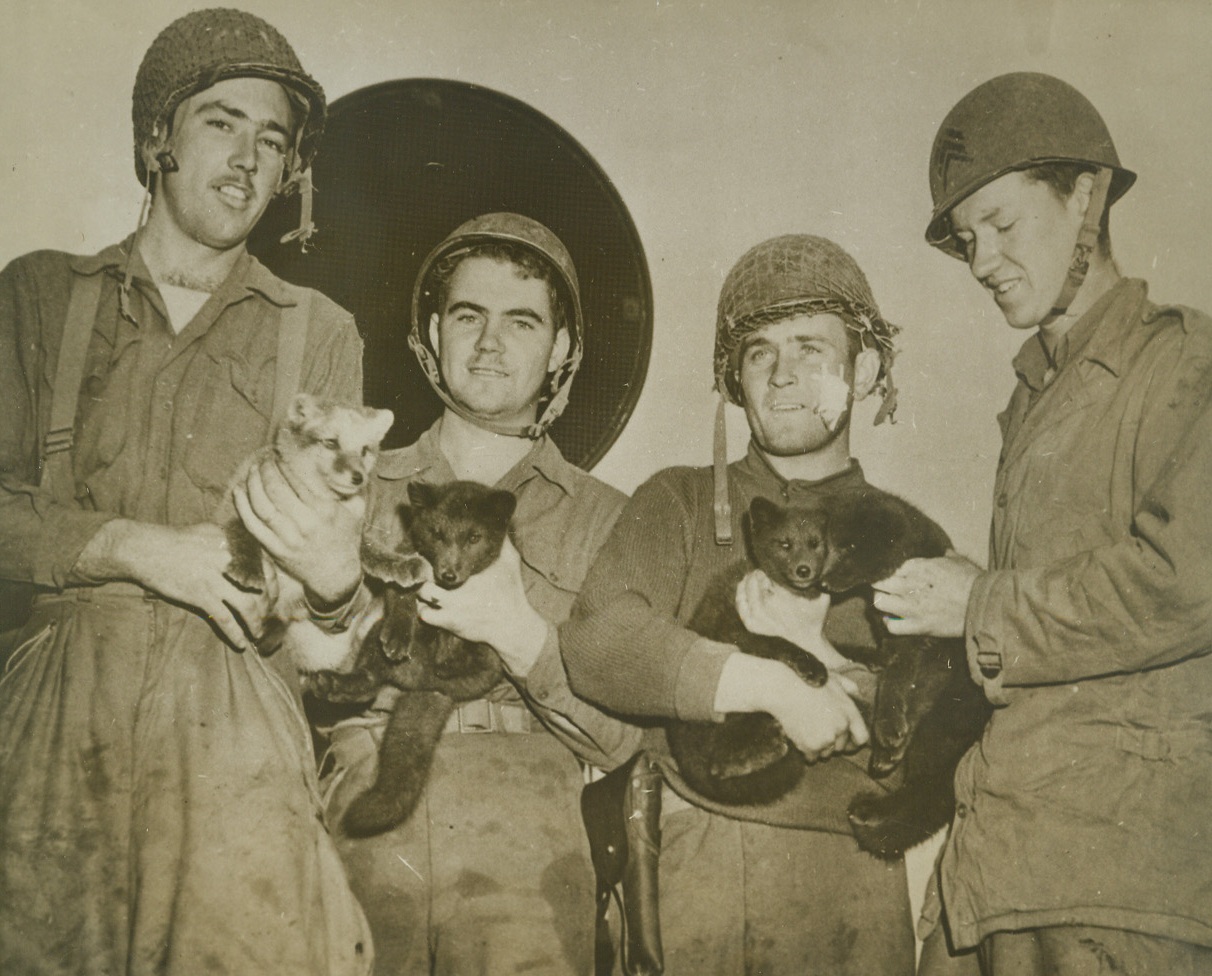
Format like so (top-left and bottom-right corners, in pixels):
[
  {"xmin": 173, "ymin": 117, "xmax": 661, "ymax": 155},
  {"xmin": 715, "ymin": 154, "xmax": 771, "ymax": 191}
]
[
  {"xmin": 324, "ymin": 451, "xmax": 375, "ymax": 495},
  {"xmin": 432, "ymin": 562, "xmax": 469, "ymax": 589}
]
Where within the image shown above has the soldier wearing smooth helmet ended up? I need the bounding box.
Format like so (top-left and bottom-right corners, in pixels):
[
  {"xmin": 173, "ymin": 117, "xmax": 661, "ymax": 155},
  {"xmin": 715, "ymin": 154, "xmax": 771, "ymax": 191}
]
[
  {"xmin": 875, "ymin": 73, "xmax": 1212, "ymax": 975},
  {"xmin": 563, "ymin": 234, "xmax": 920, "ymax": 974},
  {"xmin": 304, "ymin": 213, "xmax": 641, "ymax": 975},
  {"xmin": 0, "ymin": 9, "xmax": 374, "ymax": 974}
]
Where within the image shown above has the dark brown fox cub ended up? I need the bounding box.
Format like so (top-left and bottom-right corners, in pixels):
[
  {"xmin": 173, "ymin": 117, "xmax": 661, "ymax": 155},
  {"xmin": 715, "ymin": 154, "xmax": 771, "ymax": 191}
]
[
  {"xmin": 308, "ymin": 480, "xmax": 515, "ymax": 838},
  {"xmin": 667, "ymin": 490, "xmax": 991, "ymax": 858},
  {"xmin": 223, "ymin": 394, "xmax": 398, "ymax": 670}
]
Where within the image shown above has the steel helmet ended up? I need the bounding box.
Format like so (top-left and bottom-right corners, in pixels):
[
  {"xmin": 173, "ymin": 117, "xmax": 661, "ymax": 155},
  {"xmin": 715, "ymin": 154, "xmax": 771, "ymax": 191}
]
[
  {"xmin": 926, "ymin": 72, "xmax": 1135, "ymax": 259},
  {"xmin": 714, "ymin": 234, "xmax": 898, "ymax": 424},
  {"xmin": 409, "ymin": 212, "xmax": 584, "ymax": 438},
  {"xmin": 132, "ymin": 8, "xmax": 326, "ymax": 188}
]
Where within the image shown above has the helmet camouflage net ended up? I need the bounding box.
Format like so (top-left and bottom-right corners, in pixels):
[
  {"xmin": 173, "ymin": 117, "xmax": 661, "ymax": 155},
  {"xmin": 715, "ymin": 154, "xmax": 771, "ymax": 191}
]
[
  {"xmin": 714, "ymin": 234, "xmax": 899, "ymax": 424},
  {"xmin": 132, "ymin": 8, "xmax": 326, "ymax": 187}
]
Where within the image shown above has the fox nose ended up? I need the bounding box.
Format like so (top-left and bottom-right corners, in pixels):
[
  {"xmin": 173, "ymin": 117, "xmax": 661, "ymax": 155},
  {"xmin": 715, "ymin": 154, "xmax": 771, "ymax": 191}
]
[
  {"xmin": 438, "ymin": 569, "xmax": 459, "ymax": 587},
  {"xmin": 794, "ymin": 563, "xmax": 814, "ymax": 579},
  {"xmin": 350, "ymin": 471, "xmax": 364, "ymax": 486}
]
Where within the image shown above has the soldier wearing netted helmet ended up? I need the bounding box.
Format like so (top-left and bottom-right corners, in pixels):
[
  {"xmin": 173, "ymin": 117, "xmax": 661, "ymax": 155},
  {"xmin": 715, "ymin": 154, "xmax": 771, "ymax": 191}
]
[
  {"xmin": 873, "ymin": 73, "xmax": 1212, "ymax": 975},
  {"xmin": 563, "ymin": 234, "xmax": 921, "ymax": 974},
  {"xmin": 0, "ymin": 10, "xmax": 374, "ymax": 974}
]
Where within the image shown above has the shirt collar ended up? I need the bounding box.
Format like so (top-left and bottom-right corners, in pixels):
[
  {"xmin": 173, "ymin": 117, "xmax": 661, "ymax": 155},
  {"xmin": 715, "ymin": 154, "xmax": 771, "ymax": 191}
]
[
  {"xmin": 739, "ymin": 439, "xmax": 866, "ymax": 496},
  {"xmin": 68, "ymin": 237, "xmax": 298, "ymax": 309},
  {"xmin": 1011, "ymin": 278, "xmax": 1147, "ymax": 391},
  {"xmin": 373, "ymin": 419, "xmax": 577, "ymax": 498}
]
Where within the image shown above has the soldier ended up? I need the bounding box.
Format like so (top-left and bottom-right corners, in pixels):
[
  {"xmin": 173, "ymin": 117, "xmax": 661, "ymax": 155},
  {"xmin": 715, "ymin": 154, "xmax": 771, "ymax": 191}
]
[
  {"xmin": 255, "ymin": 213, "xmax": 643, "ymax": 974},
  {"xmin": 0, "ymin": 10, "xmax": 372, "ymax": 974},
  {"xmin": 562, "ymin": 234, "xmax": 918, "ymax": 974},
  {"xmin": 876, "ymin": 73, "xmax": 1212, "ymax": 975}
]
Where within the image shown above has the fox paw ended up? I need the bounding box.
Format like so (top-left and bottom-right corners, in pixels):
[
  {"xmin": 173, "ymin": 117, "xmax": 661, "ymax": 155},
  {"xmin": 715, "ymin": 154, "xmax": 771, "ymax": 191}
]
[
  {"xmin": 847, "ymin": 791, "xmax": 927, "ymax": 859},
  {"xmin": 711, "ymin": 735, "xmax": 790, "ymax": 780}
]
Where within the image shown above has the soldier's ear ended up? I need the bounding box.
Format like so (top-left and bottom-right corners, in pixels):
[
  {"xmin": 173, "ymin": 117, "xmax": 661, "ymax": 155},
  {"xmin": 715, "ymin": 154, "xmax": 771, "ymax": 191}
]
[
  {"xmin": 142, "ymin": 124, "xmax": 178, "ymax": 179},
  {"xmin": 852, "ymin": 348, "xmax": 881, "ymax": 401},
  {"xmin": 547, "ymin": 327, "xmax": 571, "ymax": 373},
  {"xmin": 428, "ymin": 313, "xmax": 442, "ymax": 358}
]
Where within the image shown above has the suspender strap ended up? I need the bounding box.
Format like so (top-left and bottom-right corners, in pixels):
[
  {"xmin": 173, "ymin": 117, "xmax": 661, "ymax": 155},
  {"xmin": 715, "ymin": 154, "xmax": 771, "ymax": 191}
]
[
  {"xmin": 271, "ymin": 290, "xmax": 312, "ymax": 424},
  {"xmin": 42, "ymin": 279, "xmax": 312, "ymax": 501},
  {"xmin": 41, "ymin": 272, "xmax": 104, "ymax": 500}
]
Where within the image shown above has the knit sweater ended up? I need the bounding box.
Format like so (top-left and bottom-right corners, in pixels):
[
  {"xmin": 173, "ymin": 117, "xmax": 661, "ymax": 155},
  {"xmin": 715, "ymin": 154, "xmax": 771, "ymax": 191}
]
[{"xmin": 562, "ymin": 443, "xmax": 900, "ymax": 833}]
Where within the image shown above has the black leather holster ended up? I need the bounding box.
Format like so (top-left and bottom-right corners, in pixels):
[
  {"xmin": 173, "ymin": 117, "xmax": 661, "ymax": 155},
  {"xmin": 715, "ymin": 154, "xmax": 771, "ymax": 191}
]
[{"xmin": 580, "ymin": 751, "xmax": 665, "ymax": 976}]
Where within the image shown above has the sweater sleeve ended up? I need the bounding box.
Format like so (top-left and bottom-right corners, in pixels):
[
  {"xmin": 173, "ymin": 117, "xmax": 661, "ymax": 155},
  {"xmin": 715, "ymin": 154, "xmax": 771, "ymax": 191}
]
[
  {"xmin": 966, "ymin": 320, "xmax": 1212, "ymax": 692},
  {"xmin": 561, "ymin": 471, "xmax": 735, "ymax": 722}
]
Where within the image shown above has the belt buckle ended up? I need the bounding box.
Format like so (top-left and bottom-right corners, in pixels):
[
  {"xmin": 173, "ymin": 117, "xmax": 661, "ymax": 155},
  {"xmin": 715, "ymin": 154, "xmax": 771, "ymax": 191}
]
[{"xmin": 457, "ymin": 698, "xmax": 496, "ymax": 733}]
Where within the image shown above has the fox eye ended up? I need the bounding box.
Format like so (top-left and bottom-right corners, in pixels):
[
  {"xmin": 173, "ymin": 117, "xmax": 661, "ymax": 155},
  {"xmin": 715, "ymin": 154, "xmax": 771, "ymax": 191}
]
[
  {"xmin": 467, "ymin": 531, "xmax": 482, "ymax": 544},
  {"xmin": 322, "ymin": 437, "xmax": 339, "ymax": 450},
  {"xmin": 778, "ymin": 539, "xmax": 792, "ymax": 550}
]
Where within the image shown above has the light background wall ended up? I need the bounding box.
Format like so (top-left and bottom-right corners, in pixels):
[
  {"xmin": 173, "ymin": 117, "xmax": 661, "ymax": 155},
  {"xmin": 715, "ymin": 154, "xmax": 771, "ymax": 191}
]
[
  {"xmin": 5, "ymin": 0, "xmax": 1212, "ymax": 929},
  {"xmin": 5, "ymin": 0, "xmax": 1212, "ymax": 560}
]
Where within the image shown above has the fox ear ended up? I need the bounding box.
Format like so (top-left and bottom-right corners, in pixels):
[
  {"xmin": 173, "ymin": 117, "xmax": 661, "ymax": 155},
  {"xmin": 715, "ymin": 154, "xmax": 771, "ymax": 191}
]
[
  {"xmin": 367, "ymin": 408, "xmax": 394, "ymax": 444},
  {"xmin": 748, "ymin": 496, "xmax": 779, "ymax": 529},
  {"xmin": 407, "ymin": 481, "xmax": 437, "ymax": 511},
  {"xmin": 481, "ymin": 489, "xmax": 517, "ymax": 528},
  {"xmin": 286, "ymin": 393, "xmax": 319, "ymax": 428}
]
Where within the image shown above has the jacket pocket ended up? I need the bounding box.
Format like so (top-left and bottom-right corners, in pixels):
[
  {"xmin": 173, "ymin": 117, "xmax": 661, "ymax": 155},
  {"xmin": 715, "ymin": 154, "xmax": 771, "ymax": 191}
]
[
  {"xmin": 72, "ymin": 331, "xmax": 142, "ymax": 484},
  {"xmin": 179, "ymin": 349, "xmax": 275, "ymax": 498}
]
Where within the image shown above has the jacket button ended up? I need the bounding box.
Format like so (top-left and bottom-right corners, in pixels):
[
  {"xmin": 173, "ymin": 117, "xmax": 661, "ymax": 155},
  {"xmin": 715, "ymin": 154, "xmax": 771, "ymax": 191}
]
[
  {"xmin": 955, "ymin": 802, "xmax": 968, "ymax": 818},
  {"xmin": 996, "ymin": 492, "xmax": 1008, "ymax": 508}
]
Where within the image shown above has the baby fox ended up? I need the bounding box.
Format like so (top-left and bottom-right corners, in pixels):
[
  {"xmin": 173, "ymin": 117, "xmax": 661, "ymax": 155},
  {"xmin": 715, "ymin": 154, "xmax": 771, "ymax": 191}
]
[
  {"xmin": 224, "ymin": 393, "xmax": 406, "ymax": 670},
  {"xmin": 308, "ymin": 480, "xmax": 516, "ymax": 837}
]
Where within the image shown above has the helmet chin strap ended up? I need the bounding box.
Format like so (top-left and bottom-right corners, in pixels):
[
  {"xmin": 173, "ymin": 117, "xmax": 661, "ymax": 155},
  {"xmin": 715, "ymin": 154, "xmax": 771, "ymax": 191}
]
[
  {"xmin": 712, "ymin": 393, "xmax": 733, "ymax": 546},
  {"xmin": 407, "ymin": 329, "xmax": 567, "ymax": 439},
  {"xmin": 1040, "ymin": 167, "xmax": 1113, "ymax": 328}
]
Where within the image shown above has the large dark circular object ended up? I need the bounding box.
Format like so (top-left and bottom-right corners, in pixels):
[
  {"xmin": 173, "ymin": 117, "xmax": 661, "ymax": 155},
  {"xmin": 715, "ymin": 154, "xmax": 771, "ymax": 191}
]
[{"xmin": 249, "ymin": 78, "xmax": 652, "ymax": 470}]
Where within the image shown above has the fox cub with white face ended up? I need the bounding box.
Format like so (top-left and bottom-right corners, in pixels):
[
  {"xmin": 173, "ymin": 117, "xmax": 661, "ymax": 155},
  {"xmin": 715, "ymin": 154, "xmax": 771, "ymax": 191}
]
[{"xmin": 224, "ymin": 393, "xmax": 406, "ymax": 670}]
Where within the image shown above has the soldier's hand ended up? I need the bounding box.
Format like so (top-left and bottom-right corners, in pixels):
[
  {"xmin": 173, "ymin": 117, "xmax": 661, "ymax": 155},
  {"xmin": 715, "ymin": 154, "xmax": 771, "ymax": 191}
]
[
  {"xmin": 415, "ymin": 538, "xmax": 548, "ymax": 677},
  {"xmin": 735, "ymin": 569, "xmax": 852, "ymax": 671},
  {"xmin": 872, "ymin": 552, "xmax": 981, "ymax": 638},
  {"xmin": 713, "ymin": 653, "xmax": 868, "ymax": 762},
  {"xmin": 76, "ymin": 519, "xmax": 271, "ymax": 651},
  {"xmin": 233, "ymin": 457, "xmax": 365, "ymax": 609}
]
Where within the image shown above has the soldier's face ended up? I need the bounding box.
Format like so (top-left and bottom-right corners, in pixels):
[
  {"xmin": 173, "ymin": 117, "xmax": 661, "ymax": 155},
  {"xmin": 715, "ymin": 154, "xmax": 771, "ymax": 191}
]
[
  {"xmin": 738, "ymin": 313, "xmax": 857, "ymax": 457},
  {"xmin": 430, "ymin": 256, "xmax": 570, "ymax": 427},
  {"xmin": 152, "ymin": 77, "xmax": 293, "ymax": 253},
  {"xmin": 949, "ymin": 170, "xmax": 1088, "ymax": 330}
]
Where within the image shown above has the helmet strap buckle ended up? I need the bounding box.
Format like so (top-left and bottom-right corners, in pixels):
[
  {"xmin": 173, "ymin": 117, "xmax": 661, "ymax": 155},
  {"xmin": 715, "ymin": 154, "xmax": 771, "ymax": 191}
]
[{"xmin": 1043, "ymin": 167, "xmax": 1113, "ymax": 324}]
